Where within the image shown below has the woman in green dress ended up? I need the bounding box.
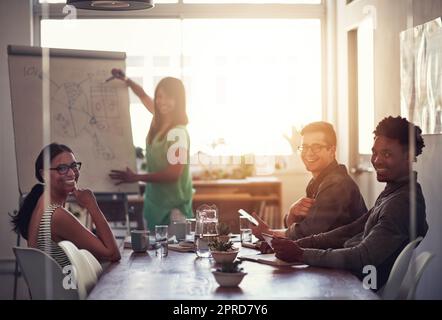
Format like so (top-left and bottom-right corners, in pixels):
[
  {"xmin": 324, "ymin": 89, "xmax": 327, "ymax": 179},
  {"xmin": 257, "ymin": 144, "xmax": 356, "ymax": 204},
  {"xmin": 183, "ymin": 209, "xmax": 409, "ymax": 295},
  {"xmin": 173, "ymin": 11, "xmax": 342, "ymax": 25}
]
[{"xmin": 109, "ymin": 69, "xmax": 193, "ymax": 231}]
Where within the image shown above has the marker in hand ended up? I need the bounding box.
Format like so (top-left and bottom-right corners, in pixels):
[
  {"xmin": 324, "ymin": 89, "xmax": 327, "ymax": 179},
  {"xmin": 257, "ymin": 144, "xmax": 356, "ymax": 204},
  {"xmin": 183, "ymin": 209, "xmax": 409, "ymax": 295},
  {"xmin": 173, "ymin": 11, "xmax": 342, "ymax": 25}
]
[
  {"xmin": 104, "ymin": 69, "xmax": 126, "ymax": 83},
  {"xmin": 104, "ymin": 75, "xmax": 116, "ymax": 83}
]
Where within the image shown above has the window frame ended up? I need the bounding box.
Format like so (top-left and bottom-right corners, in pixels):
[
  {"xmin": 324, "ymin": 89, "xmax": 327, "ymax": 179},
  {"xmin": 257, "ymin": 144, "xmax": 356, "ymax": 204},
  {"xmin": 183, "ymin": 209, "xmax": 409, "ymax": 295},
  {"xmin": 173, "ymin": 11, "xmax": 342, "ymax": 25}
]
[{"xmin": 347, "ymin": 15, "xmax": 376, "ymax": 175}]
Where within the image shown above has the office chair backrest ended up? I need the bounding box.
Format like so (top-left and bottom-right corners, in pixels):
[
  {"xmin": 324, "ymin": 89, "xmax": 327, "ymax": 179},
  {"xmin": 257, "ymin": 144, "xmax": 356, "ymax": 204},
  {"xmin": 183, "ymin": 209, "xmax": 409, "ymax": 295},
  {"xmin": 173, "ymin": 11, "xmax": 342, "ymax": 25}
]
[
  {"xmin": 58, "ymin": 241, "xmax": 98, "ymax": 299},
  {"xmin": 13, "ymin": 247, "xmax": 79, "ymax": 300},
  {"xmin": 397, "ymin": 251, "xmax": 434, "ymax": 300},
  {"xmin": 380, "ymin": 236, "xmax": 423, "ymax": 300},
  {"xmin": 80, "ymin": 249, "xmax": 103, "ymax": 278}
]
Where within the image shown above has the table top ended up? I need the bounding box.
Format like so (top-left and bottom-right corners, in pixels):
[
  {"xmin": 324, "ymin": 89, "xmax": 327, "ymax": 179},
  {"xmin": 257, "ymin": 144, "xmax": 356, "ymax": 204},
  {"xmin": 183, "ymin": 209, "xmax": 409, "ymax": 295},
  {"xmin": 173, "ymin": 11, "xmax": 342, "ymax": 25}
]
[
  {"xmin": 88, "ymin": 244, "xmax": 379, "ymax": 300},
  {"xmin": 193, "ymin": 177, "xmax": 281, "ymax": 187}
]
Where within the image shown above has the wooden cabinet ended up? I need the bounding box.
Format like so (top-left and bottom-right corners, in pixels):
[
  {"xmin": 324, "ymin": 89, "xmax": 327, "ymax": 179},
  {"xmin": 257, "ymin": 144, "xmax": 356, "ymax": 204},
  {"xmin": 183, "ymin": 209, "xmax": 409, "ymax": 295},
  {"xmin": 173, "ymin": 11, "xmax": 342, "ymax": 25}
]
[
  {"xmin": 127, "ymin": 177, "xmax": 282, "ymax": 233},
  {"xmin": 192, "ymin": 177, "xmax": 282, "ymax": 233}
]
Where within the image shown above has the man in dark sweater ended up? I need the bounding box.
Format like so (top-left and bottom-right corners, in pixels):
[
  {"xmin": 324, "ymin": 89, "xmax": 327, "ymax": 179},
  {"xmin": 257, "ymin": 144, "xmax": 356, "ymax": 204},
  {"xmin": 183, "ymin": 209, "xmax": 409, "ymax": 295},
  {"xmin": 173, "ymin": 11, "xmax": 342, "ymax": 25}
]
[
  {"xmin": 252, "ymin": 121, "xmax": 367, "ymax": 240},
  {"xmin": 269, "ymin": 116, "xmax": 428, "ymax": 290}
]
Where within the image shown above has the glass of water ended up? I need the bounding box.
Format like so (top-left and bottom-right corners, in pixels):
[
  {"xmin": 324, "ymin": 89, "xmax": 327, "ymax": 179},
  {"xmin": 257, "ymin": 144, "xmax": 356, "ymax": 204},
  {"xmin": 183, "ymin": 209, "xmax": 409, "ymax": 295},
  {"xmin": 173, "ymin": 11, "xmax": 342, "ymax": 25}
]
[
  {"xmin": 195, "ymin": 204, "xmax": 218, "ymax": 258},
  {"xmin": 155, "ymin": 225, "xmax": 168, "ymax": 257},
  {"xmin": 185, "ymin": 218, "xmax": 196, "ymax": 242},
  {"xmin": 240, "ymin": 217, "xmax": 253, "ymax": 244}
]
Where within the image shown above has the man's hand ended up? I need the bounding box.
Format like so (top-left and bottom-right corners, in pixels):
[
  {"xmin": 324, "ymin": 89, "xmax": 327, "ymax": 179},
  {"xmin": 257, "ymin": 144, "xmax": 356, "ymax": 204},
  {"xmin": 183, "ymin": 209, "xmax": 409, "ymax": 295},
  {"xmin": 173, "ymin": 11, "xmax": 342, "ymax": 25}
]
[
  {"xmin": 250, "ymin": 212, "xmax": 272, "ymax": 240},
  {"xmin": 258, "ymin": 241, "xmax": 274, "ymax": 254},
  {"xmin": 109, "ymin": 167, "xmax": 138, "ymax": 185},
  {"xmin": 272, "ymin": 238, "xmax": 303, "ymax": 263},
  {"xmin": 285, "ymin": 197, "xmax": 315, "ymax": 226}
]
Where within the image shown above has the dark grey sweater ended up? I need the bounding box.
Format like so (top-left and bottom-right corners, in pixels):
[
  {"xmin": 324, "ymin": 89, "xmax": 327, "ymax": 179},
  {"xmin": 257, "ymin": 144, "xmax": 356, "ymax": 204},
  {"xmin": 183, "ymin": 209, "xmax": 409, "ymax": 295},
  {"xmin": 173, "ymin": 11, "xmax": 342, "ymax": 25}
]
[
  {"xmin": 285, "ymin": 161, "xmax": 367, "ymax": 240},
  {"xmin": 297, "ymin": 173, "xmax": 428, "ymax": 289}
]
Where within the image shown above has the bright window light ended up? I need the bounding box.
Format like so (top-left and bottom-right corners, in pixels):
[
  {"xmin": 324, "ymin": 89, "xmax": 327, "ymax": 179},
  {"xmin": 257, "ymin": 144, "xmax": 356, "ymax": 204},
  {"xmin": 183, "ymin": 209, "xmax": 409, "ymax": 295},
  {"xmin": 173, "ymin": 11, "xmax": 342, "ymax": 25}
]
[
  {"xmin": 41, "ymin": 18, "xmax": 321, "ymax": 156},
  {"xmin": 357, "ymin": 17, "xmax": 375, "ymax": 155}
]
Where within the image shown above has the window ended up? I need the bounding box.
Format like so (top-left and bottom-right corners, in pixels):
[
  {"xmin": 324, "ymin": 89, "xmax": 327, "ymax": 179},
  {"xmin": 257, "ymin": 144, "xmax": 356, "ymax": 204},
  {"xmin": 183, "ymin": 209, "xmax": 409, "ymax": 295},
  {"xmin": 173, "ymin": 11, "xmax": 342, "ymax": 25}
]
[
  {"xmin": 39, "ymin": 2, "xmax": 323, "ymax": 157},
  {"xmin": 357, "ymin": 16, "xmax": 375, "ymax": 155}
]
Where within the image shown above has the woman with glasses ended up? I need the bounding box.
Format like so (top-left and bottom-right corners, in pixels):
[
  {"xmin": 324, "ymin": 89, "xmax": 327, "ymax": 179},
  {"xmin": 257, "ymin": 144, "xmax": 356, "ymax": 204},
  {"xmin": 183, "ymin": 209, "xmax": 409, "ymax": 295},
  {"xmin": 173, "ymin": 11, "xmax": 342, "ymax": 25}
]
[
  {"xmin": 108, "ymin": 69, "xmax": 193, "ymax": 232},
  {"xmin": 12, "ymin": 143, "xmax": 121, "ymax": 267}
]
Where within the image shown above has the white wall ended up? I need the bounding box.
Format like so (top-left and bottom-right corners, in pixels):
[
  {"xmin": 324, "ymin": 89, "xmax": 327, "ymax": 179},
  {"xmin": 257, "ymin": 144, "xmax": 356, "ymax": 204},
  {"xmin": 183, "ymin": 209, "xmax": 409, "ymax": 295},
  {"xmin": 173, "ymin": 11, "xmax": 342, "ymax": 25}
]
[
  {"xmin": 0, "ymin": 0, "xmax": 32, "ymax": 261},
  {"xmin": 415, "ymin": 135, "xmax": 442, "ymax": 299},
  {"xmin": 410, "ymin": 1, "xmax": 442, "ymax": 300}
]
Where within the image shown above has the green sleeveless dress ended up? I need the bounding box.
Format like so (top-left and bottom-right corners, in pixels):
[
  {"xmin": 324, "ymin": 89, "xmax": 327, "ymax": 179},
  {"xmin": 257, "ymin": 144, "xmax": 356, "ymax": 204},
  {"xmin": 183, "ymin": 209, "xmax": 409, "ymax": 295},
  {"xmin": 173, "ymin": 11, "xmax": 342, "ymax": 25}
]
[{"xmin": 143, "ymin": 125, "xmax": 193, "ymax": 231}]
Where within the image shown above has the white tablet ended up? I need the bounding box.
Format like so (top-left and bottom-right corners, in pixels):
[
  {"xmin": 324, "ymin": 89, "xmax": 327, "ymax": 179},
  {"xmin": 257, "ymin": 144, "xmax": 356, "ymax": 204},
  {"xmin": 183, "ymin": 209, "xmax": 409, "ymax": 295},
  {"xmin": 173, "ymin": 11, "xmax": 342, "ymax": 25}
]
[{"xmin": 238, "ymin": 209, "xmax": 259, "ymax": 226}]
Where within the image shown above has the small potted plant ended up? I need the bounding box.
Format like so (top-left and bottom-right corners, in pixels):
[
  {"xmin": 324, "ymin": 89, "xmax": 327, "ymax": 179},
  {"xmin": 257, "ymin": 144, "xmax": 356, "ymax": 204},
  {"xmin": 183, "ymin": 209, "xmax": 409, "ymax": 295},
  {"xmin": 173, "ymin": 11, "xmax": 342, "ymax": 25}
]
[
  {"xmin": 208, "ymin": 238, "xmax": 239, "ymax": 264},
  {"xmin": 212, "ymin": 260, "xmax": 247, "ymax": 287},
  {"xmin": 216, "ymin": 222, "xmax": 231, "ymax": 242}
]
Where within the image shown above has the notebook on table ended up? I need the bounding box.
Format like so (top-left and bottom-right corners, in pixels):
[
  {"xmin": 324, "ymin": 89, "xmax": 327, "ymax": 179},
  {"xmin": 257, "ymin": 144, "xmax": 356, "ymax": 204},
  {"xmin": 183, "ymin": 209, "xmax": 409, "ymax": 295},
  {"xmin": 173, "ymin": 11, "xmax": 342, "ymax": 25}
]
[
  {"xmin": 238, "ymin": 253, "xmax": 307, "ymax": 267},
  {"xmin": 168, "ymin": 241, "xmax": 195, "ymax": 253}
]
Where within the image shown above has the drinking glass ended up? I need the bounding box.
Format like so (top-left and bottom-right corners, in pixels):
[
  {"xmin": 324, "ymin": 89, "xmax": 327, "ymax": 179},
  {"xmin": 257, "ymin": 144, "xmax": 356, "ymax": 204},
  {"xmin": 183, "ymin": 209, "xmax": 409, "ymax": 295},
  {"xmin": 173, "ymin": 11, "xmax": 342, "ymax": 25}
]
[
  {"xmin": 195, "ymin": 204, "xmax": 218, "ymax": 258},
  {"xmin": 155, "ymin": 225, "xmax": 168, "ymax": 257}
]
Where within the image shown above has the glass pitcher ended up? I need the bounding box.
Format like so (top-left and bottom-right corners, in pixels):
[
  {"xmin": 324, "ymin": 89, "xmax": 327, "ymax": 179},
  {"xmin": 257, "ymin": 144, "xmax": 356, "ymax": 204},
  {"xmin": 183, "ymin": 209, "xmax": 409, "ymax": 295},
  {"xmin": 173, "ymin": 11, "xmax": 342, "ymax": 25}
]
[{"xmin": 195, "ymin": 204, "xmax": 218, "ymax": 258}]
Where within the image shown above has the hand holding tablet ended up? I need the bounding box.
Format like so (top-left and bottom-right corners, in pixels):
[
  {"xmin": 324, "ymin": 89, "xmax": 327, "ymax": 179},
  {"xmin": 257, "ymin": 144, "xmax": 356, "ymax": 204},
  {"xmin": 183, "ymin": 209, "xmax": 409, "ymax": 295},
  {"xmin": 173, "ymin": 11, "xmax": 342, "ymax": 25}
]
[
  {"xmin": 262, "ymin": 232, "xmax": 287, "ymax": 247},
  {"xmin": 261, "ymin": 233, "xmax": 273, "ymax": 249}
]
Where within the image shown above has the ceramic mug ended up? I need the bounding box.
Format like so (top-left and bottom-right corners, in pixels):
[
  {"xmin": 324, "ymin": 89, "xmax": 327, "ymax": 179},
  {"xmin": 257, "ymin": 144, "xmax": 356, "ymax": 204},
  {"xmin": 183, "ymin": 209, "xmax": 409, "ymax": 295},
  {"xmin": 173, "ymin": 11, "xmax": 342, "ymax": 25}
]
[{"xmin": 131, "ymin": 230, "xmax": 149, "ymax": 252}]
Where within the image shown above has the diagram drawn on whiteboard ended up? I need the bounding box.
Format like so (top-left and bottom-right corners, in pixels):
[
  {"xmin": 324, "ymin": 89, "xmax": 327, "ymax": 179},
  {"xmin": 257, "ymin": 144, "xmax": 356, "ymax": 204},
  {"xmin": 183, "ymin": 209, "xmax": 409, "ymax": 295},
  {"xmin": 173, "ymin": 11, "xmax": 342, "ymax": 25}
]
[{"xmin": 28, "ymin": 68, "xmax": 123, "ymax": 161}]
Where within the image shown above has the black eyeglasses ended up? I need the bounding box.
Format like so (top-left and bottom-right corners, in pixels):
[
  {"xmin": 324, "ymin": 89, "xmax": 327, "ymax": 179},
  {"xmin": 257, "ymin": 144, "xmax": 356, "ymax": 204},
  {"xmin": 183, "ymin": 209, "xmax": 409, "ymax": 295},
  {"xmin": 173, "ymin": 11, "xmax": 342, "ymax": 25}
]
[
  {"xmin": 297, "ymin": 144, "xmax": 330, "ymax": 154},
  {"xmin": 50, "ymin": 162, "xmax": 82, "ymax": 175}
]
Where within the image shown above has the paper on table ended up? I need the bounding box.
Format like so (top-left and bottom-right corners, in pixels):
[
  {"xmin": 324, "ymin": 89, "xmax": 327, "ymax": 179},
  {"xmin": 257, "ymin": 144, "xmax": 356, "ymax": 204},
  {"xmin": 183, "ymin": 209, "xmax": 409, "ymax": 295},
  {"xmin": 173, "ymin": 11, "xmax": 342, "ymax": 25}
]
[
  {"xmin": 238, "ymin": 209, "xmax": 259, "ymax": 226},
  {"xmin": 168, "ymin": 243, "xmax": 195, "ymax": 253},
  {"xmin": 238, "ymin": 253, "xmax": 307, "ymax": 267}
]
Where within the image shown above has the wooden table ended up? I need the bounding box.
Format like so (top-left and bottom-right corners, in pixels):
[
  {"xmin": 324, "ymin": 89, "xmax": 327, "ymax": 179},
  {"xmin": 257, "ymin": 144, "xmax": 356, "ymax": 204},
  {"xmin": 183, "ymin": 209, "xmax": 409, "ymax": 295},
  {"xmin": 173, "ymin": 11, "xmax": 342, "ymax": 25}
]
[{"xmin": 88, "ymin": 246, "xmax": 379, "ymax": 300}]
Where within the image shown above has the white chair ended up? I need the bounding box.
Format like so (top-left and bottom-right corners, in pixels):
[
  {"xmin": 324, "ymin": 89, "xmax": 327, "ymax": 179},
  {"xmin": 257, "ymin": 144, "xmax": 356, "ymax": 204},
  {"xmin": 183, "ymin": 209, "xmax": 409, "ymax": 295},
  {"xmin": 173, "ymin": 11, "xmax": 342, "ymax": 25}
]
[
  {"xmin": 379, "ymin": 236, "xmax": 423, "ymax": 300},
  {"xmin": 80, "ymin": 249, "xmax": 103, "ymax": 278},
  {"xmin": 397, "ymin": 251, "xmax": 434, "ymax": 300},
  {"xmin": 13, "ymin": 247, "xmax": 79, "ymax": 300},
  {"xmin": 58, "ymin": 241, "xmax": 98, "ymax": 299}
]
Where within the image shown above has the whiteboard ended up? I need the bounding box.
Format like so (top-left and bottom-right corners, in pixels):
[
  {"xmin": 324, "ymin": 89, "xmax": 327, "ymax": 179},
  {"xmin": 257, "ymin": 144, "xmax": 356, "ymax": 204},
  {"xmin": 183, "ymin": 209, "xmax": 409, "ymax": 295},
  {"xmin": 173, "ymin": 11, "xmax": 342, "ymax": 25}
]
[{"xmin": 8, "ymin": 45, "xmax": 138, "ymax": 194}]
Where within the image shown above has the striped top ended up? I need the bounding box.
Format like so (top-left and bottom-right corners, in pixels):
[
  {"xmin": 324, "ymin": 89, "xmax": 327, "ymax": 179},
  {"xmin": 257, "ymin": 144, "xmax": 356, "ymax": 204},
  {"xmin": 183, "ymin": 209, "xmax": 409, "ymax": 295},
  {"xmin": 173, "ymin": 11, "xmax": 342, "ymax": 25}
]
[{"xmin": 37, "ymin": 204, "xmax": 71, "ymax": 268}]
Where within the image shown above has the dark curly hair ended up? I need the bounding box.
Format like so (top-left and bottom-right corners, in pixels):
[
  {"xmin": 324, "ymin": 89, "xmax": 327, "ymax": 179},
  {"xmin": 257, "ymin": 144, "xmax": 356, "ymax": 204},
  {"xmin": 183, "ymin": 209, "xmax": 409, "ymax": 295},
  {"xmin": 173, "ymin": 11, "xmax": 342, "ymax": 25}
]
[
  {"xmin": 11, "ymin": 143, "xmax": 73, "ymax": 240},
  {"xmin": 373, "ymin": 116, "xmax": 425, "ymax": 158}
]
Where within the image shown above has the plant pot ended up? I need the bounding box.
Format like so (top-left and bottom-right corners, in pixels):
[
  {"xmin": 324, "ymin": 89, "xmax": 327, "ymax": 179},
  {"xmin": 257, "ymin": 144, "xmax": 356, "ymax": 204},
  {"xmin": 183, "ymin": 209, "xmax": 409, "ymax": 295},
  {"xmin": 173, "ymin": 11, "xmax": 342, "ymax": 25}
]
[
  {"xmin": 212, "ymin": 271, "xmax": 247, "ymax": 287},
  {"xmin": 210, "ymin": 249, "xmax": 239, "ymax": 264}
]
